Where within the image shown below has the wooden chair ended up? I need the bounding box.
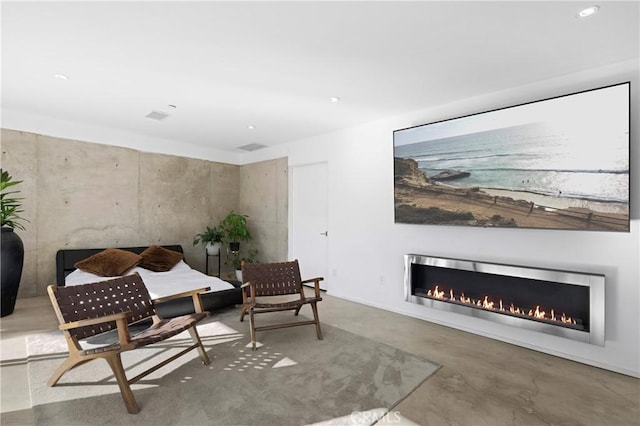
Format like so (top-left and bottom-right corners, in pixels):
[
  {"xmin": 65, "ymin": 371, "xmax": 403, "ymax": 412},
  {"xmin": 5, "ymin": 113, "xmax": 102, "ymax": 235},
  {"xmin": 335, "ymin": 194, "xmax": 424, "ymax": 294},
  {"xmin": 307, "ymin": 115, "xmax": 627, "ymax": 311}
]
[
  {"xmin": 240, "ymin": 260, "xmax": 323, "ymax": 350},
  {"xmin": 46, "ymin": 273, "xmax": 211, "ymax": 414}
]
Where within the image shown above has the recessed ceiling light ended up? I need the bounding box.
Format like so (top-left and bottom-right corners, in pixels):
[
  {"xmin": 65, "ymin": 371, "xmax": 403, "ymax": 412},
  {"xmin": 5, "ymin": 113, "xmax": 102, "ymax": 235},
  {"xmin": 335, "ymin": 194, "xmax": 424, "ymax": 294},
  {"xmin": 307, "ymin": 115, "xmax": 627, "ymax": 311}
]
[
  {"xmin": 168, "ymin": 104, "xmax": 177, "ymax": 109},
  {"xmin": 577, "ymin": 5, "xmax": 599, "ymax": 18},
  {"xmin": 54, "ymin": 73, "xmax": 69, "ymax": 80},
  {"xmin": 330, "ymin": 97, "xmax": 340, "ymax": 103},
  {"xmin": 248, "ymin": 125, "xmax": 256, "ymax": 130}
]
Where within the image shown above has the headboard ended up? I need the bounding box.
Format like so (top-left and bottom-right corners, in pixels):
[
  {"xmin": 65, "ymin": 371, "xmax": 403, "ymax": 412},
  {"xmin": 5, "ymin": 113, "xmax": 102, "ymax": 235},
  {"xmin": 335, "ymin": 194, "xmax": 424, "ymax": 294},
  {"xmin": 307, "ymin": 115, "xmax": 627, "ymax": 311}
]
[{"xmin": 55, "ymin": 245, "xmax": 184, "ymax": 286}]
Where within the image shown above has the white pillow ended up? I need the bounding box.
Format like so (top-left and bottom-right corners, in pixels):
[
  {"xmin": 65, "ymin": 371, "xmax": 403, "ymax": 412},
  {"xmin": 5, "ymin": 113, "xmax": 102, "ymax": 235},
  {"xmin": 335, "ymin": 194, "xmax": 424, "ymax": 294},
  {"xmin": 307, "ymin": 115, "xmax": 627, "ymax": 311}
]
[
  {"xmin": 64, "ymin": 268, "xmax": 118, "ymax": 286},
  {"xmin": 169, "ymin": 259, "xmax": 192, "ymax": 272}
]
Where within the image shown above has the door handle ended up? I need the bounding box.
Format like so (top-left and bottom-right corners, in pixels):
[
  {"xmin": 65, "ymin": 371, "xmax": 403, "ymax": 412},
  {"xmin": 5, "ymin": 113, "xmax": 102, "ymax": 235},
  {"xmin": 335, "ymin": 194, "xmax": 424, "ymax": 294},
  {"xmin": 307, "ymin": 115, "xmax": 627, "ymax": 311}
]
[{"xmin": 320, "ymin": 231, "xmax": 328, "ymax": 236}]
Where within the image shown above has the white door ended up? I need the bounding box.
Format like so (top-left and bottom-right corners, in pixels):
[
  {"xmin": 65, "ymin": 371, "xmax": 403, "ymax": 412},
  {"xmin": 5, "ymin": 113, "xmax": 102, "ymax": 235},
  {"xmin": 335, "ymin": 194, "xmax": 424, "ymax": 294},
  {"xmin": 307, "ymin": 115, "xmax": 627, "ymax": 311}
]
[{"xmin": 290, "ymin": 162, "xmax": 328, "ymax": 291}]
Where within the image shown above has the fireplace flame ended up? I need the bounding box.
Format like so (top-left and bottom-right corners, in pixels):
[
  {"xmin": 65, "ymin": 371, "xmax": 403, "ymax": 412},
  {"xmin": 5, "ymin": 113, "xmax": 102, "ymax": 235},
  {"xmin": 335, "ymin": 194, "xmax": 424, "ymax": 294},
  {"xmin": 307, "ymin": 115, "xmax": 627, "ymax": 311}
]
[{"xmin": 426, "ymin": 283, "xmax": 577, "ymax": 326}]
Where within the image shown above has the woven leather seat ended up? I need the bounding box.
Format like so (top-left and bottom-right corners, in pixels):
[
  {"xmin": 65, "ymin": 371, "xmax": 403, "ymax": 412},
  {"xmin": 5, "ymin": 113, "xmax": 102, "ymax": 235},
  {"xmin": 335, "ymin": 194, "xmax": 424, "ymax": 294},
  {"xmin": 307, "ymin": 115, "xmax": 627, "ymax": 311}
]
[
  {"xmin": 47, "ymin": 273, "xmax": 211, "ymax": 414},
  {"xmin": 240, "ymin": 260, "xmax": 323, "ymax": 350}
]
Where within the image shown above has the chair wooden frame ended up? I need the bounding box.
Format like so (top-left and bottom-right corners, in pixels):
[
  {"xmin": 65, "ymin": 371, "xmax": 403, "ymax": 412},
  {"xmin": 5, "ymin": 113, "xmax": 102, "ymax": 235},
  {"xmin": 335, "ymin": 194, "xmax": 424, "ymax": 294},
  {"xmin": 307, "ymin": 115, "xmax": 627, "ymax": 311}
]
[
  {"xmin": 46, "ymin": 273, "xmax": 211, "ymax": 414},
  {"xmin": 240, "ymin": 260, "xmax": 323, "ymax": 350}
]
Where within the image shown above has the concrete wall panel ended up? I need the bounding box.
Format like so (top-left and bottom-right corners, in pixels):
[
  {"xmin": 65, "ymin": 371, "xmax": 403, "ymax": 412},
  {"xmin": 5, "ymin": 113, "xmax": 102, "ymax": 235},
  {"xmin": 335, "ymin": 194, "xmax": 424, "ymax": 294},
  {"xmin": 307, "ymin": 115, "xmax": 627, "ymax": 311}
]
[
  {"xmin": 36, "ymin": 135, "xmax": 140, "ymax": 293},
  {"xmin": 139, "ymin": 152, "xmax": 212, "ymax": 268},
  {"xmin": 209, "ymin": 162, "xmax": 240, "ymax": 226},
  {"xmin": 1, "ymin": 129, "xmax": 286, "ymax": 297},
  {"xmin": 275, "ymin": 157, "xmax": 289, "ymax": 261},
  {"xmin": 239, "ymin": 158, "xmax": 287, "ymax": 263}
]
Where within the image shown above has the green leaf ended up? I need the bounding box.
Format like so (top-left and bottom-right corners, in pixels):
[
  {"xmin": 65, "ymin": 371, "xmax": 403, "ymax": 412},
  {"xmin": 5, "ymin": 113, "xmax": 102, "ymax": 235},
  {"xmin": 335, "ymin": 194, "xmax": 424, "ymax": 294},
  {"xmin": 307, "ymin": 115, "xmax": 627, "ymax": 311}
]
[{"xmin": 0, "ymin": 168, "xmax": 28, "ymax": 231}]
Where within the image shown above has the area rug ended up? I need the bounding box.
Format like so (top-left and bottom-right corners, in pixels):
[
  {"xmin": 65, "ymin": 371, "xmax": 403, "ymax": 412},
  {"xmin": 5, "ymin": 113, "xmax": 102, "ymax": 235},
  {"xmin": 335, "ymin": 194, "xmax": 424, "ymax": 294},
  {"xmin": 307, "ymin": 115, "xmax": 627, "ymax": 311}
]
[{"xmin": 26, "ymin": 308, "xmax": 440, "ymax": 425}]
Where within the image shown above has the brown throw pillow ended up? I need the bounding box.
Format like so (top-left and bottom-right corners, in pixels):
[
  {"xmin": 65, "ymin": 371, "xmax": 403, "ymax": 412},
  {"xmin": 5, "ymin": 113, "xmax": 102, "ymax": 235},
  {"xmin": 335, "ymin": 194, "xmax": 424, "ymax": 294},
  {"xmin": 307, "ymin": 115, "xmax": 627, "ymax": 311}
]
[
  {"xmin": 139, "ymin": 245, "xmax": 184, "ymax": 272},
  {"xmin": 74, "ymin": 248, "xmax": 142, "ymax": 277}
]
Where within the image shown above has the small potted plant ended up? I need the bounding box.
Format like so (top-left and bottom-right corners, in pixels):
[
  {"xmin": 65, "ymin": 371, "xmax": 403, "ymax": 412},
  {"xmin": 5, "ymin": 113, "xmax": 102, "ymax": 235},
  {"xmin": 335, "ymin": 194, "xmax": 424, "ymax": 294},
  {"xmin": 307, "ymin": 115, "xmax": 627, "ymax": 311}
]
[
  {"xmin": 219, "ymin": 210, "xmax": 252, "ymax": 252},
  {"xmin": 192, "ymin": 225, "xmax": 224, "ymax": 255},
  {"xmin": 227, "ymin": 248, "xmax": 259, "ymax": 282}
]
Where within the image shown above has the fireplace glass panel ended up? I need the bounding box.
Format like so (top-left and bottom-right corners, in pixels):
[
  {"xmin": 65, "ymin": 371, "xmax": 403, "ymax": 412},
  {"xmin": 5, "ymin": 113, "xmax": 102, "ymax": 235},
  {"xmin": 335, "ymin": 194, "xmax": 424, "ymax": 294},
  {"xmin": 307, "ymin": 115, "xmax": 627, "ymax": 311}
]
[{"xmin": 411, "ymin": 264, "xmax": 590, "ymax": 331}]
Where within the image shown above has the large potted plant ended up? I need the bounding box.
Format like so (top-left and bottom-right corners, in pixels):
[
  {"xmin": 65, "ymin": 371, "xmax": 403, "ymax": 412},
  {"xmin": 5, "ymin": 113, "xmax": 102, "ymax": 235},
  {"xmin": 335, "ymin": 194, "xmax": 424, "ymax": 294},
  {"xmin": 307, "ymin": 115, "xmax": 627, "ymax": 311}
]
[
  {"xmin": 192, "ymin": 225, "xmax": 224, "ymax": 255},
  {"xmin": 1, "ymin": 169, "xmax": 28, "ymax": 317},
  {"xmin": 219, "ymin": 210, "xmax": 252, "ymax": 252}
]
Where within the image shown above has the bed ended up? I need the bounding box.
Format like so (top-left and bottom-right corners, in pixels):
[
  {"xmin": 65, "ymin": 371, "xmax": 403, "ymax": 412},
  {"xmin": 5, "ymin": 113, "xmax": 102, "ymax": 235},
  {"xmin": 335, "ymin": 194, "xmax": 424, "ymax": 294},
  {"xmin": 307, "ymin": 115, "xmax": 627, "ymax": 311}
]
[{"xmin": 56, "ymin": 245, "xmax": 242, "ymax": 318}]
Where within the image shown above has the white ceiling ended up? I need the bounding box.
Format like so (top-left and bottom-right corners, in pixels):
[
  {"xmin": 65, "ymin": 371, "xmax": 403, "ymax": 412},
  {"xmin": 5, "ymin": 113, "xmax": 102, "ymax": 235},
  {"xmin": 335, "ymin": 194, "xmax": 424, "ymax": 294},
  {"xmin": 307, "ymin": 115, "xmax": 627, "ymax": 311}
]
[{"xmin": 2, "ymin": 1, "xmax": 639, "ymax": 158}]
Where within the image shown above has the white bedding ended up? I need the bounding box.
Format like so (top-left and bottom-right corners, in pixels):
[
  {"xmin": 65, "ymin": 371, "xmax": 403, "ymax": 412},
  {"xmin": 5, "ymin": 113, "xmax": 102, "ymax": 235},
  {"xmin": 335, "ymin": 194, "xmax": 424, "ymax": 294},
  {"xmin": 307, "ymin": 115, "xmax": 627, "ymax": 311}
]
[{"xmin": 65, "ymin": 260, "xmax": 235, "ymax": 299}]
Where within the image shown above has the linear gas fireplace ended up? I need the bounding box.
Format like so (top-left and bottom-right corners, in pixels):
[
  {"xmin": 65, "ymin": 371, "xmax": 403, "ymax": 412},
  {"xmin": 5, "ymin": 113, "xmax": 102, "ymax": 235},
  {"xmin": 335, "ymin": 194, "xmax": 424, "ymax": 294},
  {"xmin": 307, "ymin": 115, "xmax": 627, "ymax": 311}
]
[{"xmin": 404, "ymin": 254, "xmax": 605, "ymax": 346}]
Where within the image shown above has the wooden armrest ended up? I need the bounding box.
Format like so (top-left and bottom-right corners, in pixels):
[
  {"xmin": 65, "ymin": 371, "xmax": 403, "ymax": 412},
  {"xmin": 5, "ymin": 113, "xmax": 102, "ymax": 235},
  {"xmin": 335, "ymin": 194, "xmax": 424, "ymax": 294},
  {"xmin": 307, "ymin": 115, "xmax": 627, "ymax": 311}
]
[
  {"xmin": 246, "ymin": 281, "xmax": 257, "ymax": 301},
  {"xmin": 152, "ymin": 287, "xmax": 211, "ymax": 304},
  {"xmin": 240, "ymin": 282, "xmax": 251, "ymax": 304},
  {"xmin": 153, "ymin": 287, "xmax": 211, "ymax": 314},
  {"xmin": 152, "ymin": 287, "xmax": 211, "ymax": 314},
  {"xmin": 58, "ymin": 311, "xmax": 130, "ymax": 331},
  {"xmin": 301, "ymin": 277, "xmax": 324, "ymax": 298}
]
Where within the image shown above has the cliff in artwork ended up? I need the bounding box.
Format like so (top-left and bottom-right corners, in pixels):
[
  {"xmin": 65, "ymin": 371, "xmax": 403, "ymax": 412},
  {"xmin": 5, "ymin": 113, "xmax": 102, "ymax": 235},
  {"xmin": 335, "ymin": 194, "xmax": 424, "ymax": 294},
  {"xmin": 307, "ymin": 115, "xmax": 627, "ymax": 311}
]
[{"xmin": 394, "ymin": 157, "xmax": 431, "ymax": 186}]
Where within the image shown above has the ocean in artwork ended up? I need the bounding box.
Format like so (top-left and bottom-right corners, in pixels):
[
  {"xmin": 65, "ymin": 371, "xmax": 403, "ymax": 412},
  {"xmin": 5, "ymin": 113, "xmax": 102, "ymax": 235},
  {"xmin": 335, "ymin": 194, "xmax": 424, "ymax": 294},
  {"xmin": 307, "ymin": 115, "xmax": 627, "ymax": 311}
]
[{"xmin": 394, "ymin": 121, "xmax": 629, "ymax": 212}]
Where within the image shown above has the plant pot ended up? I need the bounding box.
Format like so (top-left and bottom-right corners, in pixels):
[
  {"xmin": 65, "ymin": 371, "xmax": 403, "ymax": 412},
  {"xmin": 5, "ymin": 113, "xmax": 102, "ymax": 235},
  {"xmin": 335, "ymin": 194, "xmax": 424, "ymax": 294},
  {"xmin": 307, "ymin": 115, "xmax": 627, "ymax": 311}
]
[
  {"xmin": 235, "ymin": 269, "xmax": 243, "ymax": 282},
  {"xmin": 205, "ymin": 242, "xmax": 221, "ymax": 256},
  {"xmin": 229, "ymin": 242, "xmax": 240, "ymax": 252},
  {"xmin": 1, "ymin": 227, "xmax": 24, "ymax": 317}
]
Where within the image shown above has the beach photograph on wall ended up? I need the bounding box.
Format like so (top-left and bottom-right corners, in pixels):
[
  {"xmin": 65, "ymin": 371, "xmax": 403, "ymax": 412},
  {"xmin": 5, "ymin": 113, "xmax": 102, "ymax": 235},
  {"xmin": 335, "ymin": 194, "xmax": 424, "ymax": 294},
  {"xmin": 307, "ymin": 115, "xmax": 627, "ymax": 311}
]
[{"xmin": 393, "ymin": 82, "xmax": 630, "ymax": 232}]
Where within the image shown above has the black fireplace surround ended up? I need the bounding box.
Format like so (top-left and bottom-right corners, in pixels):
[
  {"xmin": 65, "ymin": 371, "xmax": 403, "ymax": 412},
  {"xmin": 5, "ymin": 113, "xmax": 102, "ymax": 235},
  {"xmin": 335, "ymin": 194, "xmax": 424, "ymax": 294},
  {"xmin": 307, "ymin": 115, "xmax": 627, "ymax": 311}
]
[{"xmin": 404, "ymin": 254, "xmax": 605, "ymax": 345}]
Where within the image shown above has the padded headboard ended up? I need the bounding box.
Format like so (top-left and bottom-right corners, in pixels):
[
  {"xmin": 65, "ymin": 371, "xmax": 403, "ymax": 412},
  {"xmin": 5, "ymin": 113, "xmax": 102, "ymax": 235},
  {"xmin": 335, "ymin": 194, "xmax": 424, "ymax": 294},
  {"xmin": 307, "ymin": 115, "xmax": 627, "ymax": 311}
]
[{"xmin": 55, "ymin": 245, "xmax": 184, "ymax": 286}]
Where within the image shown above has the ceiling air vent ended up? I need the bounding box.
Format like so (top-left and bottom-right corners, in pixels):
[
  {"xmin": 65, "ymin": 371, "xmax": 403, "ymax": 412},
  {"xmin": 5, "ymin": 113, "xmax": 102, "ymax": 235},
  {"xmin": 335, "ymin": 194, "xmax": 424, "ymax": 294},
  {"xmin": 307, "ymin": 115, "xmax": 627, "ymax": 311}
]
[
  {"xmin": 237, "ymin": 143, "xmax": 267, "ymax": 151},
  {"xmin": 145, "ymin": 110, "xmax": 170, "ymax": 121}
]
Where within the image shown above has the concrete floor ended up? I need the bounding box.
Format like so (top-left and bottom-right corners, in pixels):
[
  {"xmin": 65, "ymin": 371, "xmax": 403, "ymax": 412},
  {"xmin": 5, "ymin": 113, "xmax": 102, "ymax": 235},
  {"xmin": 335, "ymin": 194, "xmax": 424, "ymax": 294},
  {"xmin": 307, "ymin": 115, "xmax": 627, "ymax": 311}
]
[{"xmin": 1, "ymin": 294, "xmax": 639, "ymax": 425}]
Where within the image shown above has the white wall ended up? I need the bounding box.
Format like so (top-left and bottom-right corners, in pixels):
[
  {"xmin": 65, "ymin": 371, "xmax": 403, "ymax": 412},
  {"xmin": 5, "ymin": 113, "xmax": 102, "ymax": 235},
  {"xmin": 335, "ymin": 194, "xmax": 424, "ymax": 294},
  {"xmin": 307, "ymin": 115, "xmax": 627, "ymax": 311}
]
[{"xmin": 255, "ymin": 59, "xmax": 640, "ymax": 377}]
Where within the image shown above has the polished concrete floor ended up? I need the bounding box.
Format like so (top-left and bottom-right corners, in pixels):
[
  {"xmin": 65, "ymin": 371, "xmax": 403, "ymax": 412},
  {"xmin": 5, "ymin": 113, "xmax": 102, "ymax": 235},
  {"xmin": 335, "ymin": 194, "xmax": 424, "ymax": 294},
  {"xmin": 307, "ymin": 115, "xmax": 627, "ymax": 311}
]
[{"xmin": 1, "ymin": 294, "xmax": 639, "ymax": 425}]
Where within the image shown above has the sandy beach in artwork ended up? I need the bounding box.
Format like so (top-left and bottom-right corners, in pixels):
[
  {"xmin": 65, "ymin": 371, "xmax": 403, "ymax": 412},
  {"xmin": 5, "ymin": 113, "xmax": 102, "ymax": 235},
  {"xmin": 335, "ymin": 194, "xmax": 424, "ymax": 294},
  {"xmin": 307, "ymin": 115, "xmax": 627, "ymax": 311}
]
[
  {"xmin": 480, "ymin": 188, "xmax": 629, "ymax": 215},
  {"xmin": 394, "ymin": 158, "xmax": 629, "ymax": 231}
]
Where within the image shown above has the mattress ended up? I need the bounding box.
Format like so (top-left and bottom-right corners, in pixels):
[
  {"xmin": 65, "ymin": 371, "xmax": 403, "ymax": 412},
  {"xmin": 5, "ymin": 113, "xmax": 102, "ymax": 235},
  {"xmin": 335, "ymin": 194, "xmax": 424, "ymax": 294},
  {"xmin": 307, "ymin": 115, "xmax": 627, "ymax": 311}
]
[{"xmin": 65, "ymin": 260, "xmax": 235, "ymax": 300}]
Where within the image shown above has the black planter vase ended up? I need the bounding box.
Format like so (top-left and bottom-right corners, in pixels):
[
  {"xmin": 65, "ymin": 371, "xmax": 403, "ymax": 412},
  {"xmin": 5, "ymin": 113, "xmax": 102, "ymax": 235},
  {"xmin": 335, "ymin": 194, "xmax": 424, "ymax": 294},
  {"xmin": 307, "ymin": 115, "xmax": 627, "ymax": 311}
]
[{"xmin": 1, "ymin": 227, "xmax": 24, "ymax": 317}]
